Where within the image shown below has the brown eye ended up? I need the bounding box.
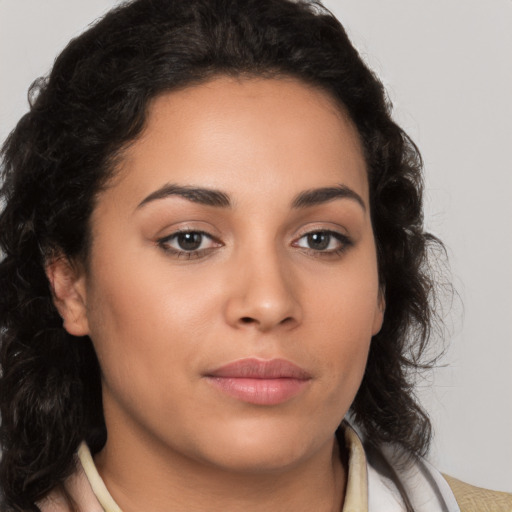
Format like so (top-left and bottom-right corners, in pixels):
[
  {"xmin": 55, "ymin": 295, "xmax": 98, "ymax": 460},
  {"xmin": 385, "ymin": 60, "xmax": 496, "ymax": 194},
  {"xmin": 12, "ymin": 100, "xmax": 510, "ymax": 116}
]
[
  {"xmin": 293, "ymin": 230, "xmax": 352, "ymax": 255},
  {"xmin": 176, "ymin": 232, "xmax": 204, "ymax": 251},
  {"xmin": 306, "ymin": 232, "xmax": 331, "ymax": 251},
  {"xmin": 158, "ymin": 230, "xmax": 221, "ymax": 257}
]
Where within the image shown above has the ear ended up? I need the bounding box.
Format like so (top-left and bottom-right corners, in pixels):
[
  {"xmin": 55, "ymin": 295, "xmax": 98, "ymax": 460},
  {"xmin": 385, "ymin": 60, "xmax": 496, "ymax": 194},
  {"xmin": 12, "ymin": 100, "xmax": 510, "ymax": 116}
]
[
  {"xmin": 46, "ymin": 256, "xmax": 89, "ymax": 336},
  {"xmin": 372, "ymin": 287, "xmax": 386, "ymax": 336}
]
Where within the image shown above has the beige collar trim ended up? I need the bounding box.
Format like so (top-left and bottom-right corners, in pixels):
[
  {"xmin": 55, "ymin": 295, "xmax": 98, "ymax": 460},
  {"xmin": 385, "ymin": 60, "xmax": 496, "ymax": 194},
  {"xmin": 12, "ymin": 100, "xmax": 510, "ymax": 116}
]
[
  {"xmin": 341, "ymin": 423, "xmax": 369, "ymax": 511},
  {"xmin": 77, "ymin": 442, "xmax": 122, "ymax": 512}
]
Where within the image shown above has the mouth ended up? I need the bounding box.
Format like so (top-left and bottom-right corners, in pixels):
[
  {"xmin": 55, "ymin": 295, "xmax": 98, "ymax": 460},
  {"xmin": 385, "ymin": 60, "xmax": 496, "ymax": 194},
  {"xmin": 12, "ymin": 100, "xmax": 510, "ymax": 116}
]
[{"xmin": 204, "ymin": 358, "xmax": 312, "ymax": 405}]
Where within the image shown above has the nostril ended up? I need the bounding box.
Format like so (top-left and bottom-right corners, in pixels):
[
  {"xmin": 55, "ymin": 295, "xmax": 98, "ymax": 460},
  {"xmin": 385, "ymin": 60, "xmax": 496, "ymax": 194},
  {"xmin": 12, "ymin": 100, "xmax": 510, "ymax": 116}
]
[{"xmin": 239, "ymin": 316, "xmax": 294, "ymax": 326}]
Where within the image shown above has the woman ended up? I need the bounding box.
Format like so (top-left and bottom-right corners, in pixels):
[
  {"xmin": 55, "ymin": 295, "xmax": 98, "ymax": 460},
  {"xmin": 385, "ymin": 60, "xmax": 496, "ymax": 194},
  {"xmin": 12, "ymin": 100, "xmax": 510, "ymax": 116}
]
[{"xmin": 0, "ymin": 0, "xmax": 510, "ymax": 511}]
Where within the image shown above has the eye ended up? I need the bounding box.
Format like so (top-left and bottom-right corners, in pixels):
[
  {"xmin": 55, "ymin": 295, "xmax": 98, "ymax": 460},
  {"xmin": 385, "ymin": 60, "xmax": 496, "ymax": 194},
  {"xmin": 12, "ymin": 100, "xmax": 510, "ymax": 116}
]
[
  {"xmin": 293, "ymin": 230, "xmax": 351, "ymax": 255},
  {"xmin": 157, "ymin": 230, "xmax": 221, "ymax": 259}
]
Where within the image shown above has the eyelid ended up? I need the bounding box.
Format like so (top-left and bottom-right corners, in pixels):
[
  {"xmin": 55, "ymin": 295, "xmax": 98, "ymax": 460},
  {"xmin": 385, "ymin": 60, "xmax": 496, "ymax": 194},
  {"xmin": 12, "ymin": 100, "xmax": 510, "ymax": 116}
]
[
  {"xmin": 294, "ymin": 231, "xmax": 347, "ymax": 245},
  {"xmin": 293, "ymin": 230, "xmax": 350, "ymax": 247},
  {"xmin": 291, "ymin": 225, "xmax": 353, "ymax": 256},
  {"xmin": 154, "ymin": 222, "xmax": 353, "ymax": 261},
  {"xmin": 292, "ymin": 222, "xmax": 350, "ymax": 242},
  {"xmin": 156, "ymin": 228, "xmax": 223, "ymax": 259}
]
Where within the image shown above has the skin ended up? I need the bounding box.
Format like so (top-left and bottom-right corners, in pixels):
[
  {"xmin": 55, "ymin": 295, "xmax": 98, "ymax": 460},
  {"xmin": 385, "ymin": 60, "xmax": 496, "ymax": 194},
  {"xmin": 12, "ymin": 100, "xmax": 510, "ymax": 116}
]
[{"xmin": 50, "ymin": 76, "xmax": 384, "ymax": 512}]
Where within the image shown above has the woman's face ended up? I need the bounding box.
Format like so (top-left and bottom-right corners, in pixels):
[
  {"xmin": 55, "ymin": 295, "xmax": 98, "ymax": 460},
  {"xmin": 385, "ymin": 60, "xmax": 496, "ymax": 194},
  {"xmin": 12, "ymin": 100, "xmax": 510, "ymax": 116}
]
[{"xmin": 60, "ymin": 77, "xmax": 383, "ymax": 473}]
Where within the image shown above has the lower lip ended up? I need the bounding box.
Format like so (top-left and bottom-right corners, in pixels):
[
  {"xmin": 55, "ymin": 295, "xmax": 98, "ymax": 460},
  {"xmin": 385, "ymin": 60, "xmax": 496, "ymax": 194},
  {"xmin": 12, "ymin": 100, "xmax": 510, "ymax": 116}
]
[{"xmin": 206, "ymin": 377, "xmax": 310, "ymax": 405}]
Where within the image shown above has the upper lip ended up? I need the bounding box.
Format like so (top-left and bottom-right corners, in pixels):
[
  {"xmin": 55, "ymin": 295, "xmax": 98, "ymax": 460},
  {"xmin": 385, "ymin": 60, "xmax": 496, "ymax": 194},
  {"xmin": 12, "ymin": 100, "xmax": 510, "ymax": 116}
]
[{"xmin": 205, "ymin": 358, "xmax": 311, "ymax": 380}]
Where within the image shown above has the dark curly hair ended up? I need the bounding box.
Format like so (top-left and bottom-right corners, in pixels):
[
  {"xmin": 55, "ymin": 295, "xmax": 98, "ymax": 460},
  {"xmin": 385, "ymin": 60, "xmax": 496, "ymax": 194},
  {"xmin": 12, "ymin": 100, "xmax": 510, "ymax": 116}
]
[{"xmin": 0, "ymin": 0, "xmax": 445, "ymax": 510}]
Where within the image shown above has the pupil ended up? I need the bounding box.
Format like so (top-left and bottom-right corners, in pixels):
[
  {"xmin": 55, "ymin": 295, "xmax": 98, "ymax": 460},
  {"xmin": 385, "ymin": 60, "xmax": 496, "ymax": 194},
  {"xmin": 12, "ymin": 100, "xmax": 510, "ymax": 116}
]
[
  {"xmin": 308, "ymin": 232, "xmax": 330, "ymax": 250},
  {"xmin": 178, "ymin": 232, "xmax": 202, "ymax": 251}
]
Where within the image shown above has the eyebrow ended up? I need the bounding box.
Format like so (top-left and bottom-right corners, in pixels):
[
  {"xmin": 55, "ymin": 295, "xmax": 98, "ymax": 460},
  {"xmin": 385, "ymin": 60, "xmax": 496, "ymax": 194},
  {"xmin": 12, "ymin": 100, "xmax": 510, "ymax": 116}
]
[
  {"xmin": 137, "ymin": 184, "xmax": 231, "ymax": 209},
  {"xmin": 136, "ymin": 183, "xmax": 365, "ymax": 212},
  {"xmin": 291, "ymin": 185, "xmax": 366, "ymax": 211}
]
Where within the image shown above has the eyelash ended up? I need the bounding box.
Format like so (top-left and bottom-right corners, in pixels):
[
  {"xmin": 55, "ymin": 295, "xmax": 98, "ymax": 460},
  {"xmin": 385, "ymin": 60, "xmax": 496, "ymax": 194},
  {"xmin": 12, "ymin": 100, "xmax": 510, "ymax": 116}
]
[
  {"xmin": 292, "ymin": 230, "xmax": 352, "ymax": 258},
  {"xmin": 157, "ymin": 230, "xmax": 222, "ymax": 260},
  {"xmin": 156, "ymin": 229, "xmax": 352, "ymax": 260}
]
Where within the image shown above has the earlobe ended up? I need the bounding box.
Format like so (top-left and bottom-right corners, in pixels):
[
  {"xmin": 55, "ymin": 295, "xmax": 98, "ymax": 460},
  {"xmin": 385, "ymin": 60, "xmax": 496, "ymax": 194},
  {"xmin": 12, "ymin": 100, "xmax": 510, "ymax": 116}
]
[
  {"xmin": 372, "ymin": 288, "xmax": 386, "ymax": 335},
  {"xmin": 46, "ymin": 256, "xmax": 89, "ymax": 336}
]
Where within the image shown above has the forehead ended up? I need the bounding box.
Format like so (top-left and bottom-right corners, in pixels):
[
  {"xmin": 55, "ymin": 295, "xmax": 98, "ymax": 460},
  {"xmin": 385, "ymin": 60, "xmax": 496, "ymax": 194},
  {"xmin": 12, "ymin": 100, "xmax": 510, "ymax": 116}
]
[{"xmin": 107, "ymin": 76, "xmax": 368, "ymax": 209}]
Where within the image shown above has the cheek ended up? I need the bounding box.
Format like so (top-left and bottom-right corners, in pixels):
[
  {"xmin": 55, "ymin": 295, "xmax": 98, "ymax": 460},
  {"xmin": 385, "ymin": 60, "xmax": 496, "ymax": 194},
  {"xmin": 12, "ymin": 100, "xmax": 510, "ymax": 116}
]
[
  {"xmin": 83, "ymin": 246, "xmax": 230, "ymax": 396},
  {"xmin": 317, "ymin": 301, "xmax": 372, "ymax": 392},
  {"xmin": 304, "ymin": 254, "xmax": 379, "ymax": 399}
]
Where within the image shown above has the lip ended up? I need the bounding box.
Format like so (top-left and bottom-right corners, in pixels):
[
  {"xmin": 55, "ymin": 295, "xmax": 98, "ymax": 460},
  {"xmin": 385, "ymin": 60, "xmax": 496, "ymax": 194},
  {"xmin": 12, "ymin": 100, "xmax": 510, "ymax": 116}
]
[{"xmin": 204, "ymin": 358, "xmax": 311, "ymax": 405}]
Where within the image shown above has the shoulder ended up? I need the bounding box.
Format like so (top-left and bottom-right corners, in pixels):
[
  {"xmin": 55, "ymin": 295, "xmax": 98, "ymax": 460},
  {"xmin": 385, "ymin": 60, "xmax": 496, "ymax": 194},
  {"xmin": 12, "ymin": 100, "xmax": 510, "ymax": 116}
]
[
  {"xmin": 443, "ymin": 474, "xmax": 512, "ymax": 512},
  {"xmin": 363, "ymin": 435, "xmax": 510, "ymax": 512}
]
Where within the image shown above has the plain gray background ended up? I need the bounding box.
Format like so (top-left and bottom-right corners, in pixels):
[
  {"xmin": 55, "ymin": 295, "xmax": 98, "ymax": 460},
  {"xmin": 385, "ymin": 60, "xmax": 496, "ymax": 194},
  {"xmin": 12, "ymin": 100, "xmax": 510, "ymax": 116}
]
[{"xmin": 1, "ymin": 0, "xmax": 511, "ymax": 493}]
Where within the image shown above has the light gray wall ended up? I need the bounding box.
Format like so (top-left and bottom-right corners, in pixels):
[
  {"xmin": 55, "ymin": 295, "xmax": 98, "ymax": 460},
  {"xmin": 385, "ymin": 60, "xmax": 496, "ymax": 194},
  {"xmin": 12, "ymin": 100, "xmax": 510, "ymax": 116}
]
[{"xmin": 1, "ymin": 0, "xmax": 511, "ymax": 493}]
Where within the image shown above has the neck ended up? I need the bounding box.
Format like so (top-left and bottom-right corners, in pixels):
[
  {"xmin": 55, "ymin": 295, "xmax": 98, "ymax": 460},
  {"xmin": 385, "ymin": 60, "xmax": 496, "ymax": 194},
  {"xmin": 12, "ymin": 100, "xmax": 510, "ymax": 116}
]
[{"xmin": 94, "ymin": 430, "xmax": 347, "ymax": 512}]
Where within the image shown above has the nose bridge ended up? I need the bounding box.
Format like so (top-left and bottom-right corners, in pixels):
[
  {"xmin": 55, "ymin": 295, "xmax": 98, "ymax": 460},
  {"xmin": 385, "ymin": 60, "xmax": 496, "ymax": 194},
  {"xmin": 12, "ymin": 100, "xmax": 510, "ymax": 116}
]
[{"xmin": 224, "ymin": 241, "xmax": 301, "ymax": 331}]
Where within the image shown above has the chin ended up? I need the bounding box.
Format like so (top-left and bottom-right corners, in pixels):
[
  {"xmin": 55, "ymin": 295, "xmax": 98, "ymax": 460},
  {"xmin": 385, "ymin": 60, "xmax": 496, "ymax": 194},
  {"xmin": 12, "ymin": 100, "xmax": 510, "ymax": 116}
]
[{"xmin": 193, "ymin": 417, "xmax": 333, "ymax": 474}]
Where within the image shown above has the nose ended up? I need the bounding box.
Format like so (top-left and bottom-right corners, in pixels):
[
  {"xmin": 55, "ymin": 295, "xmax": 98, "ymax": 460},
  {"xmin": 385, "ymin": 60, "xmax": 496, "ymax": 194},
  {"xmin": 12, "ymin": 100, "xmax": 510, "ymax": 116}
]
[{"xmin": 223, "ymin": 250, "xmax": 302, "ymax": 332}]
